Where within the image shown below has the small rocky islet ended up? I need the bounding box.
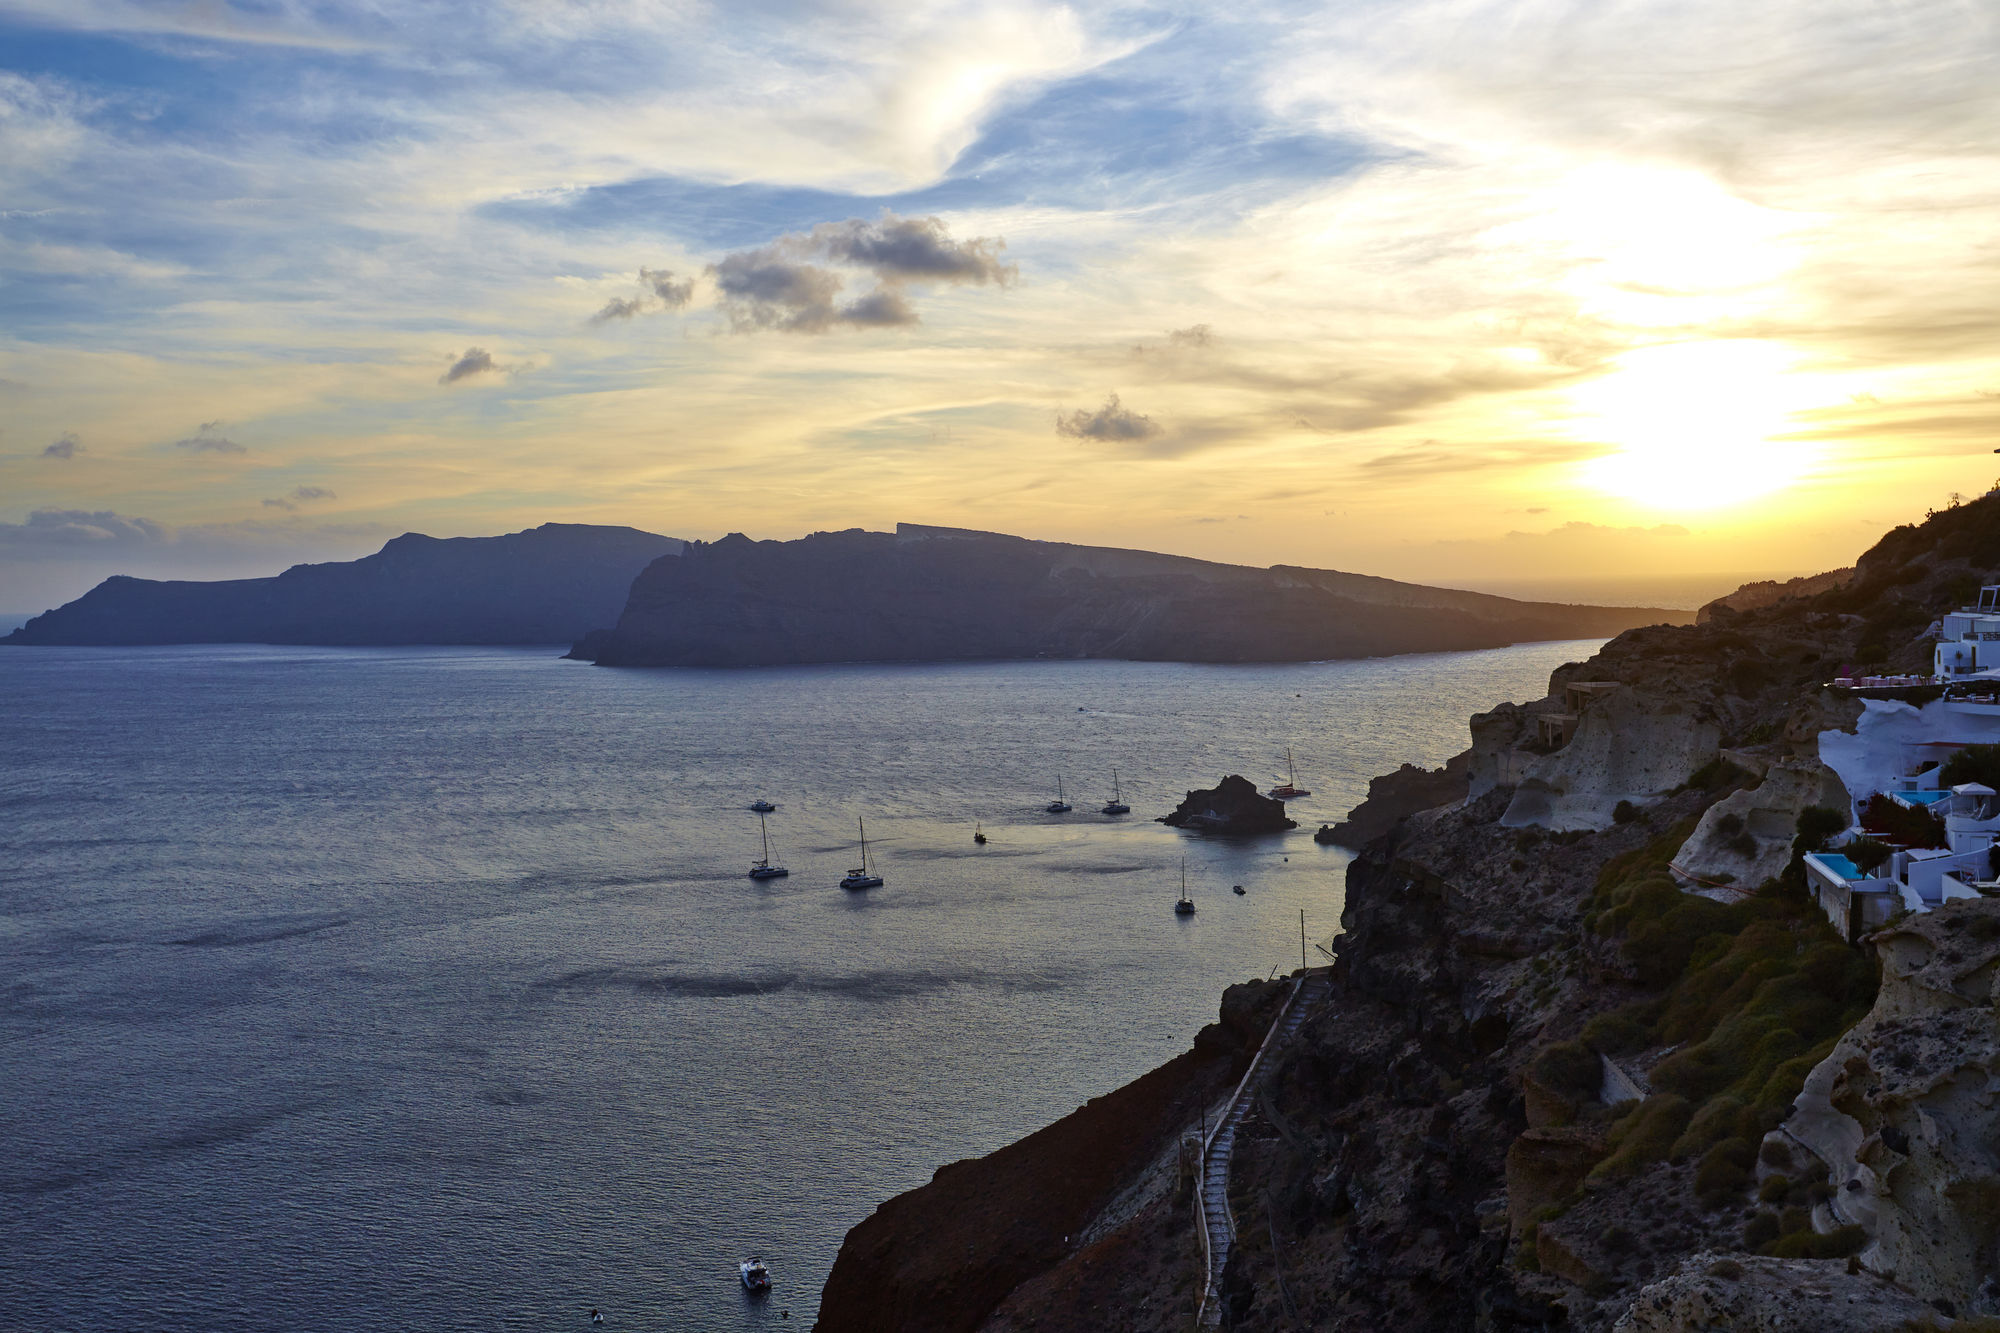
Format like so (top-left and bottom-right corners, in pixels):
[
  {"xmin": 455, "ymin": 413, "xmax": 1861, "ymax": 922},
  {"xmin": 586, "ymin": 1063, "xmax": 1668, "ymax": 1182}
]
[{"xmin": 814, "ymin": 493, "xmax": 2000, "ymax": 1331}]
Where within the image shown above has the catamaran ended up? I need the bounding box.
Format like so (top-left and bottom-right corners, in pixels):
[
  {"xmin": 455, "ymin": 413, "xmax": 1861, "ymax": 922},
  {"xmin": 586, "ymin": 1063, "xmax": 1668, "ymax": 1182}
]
[
  {"xmin": 748, "ymin": 811, "xmax": 788, "ymax": 879},
  {"xmin": 841, "ymin": 817, "xmax": 883, "ymax": 889},
  {"xmin": 1268, "ymin": 747, "xmax": 1311, "ymax": 800},
  {"xmin": 1045, "ymin": 775, "xmax": 1072, "ymax": 814},
  {"xmin": 1174, "ymin": 856, "xmax": 1196, "ymax": 915},
  {"xmin": 1101, "ymin": 769, "xmax": 1130, "ymax": 816}
]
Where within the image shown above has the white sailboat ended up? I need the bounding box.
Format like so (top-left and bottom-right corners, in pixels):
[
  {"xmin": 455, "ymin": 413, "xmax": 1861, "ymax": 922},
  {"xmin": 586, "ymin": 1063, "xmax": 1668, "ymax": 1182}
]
[
  {"xmin": 841, "ymin": 817, "xmax": 883, "ymax": 890},
  {"xmin": 748, "ymin": 811, "xmax": 788, "ymax": 879},
  {"xmin": 1101, "ymin": 769, "xmax": 1130, "ymax": 816},
  {"xmin": 1174, "ymin": 856, "xmax": 1196, "ymax": 915},
  {"xmin": 1268, "ymin": 747, "xmax": 1311, "ymax": 800}
]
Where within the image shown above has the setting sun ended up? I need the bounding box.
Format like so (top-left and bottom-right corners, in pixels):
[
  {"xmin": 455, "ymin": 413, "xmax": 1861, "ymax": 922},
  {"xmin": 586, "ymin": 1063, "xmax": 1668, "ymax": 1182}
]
[{"xmin": 1574, "ymin": 341, "xmax": 1821, "ymax": 511}]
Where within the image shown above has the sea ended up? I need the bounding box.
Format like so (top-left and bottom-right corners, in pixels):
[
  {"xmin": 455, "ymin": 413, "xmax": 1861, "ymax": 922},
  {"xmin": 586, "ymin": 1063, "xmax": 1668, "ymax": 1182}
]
[{"xmin": 0, "ymin": 640, "xmax": 1598, "ymax": 1330}]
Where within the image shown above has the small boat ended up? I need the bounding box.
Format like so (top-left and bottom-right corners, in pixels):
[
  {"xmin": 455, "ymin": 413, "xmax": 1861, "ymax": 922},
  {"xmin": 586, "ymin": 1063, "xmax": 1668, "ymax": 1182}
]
[
  {"xmin": 973, "ymin": 822, "xmax": 987, "ymax": 845},
  {"xmin": 1045, "ymin": 774, "xmax": 1072, "ymax": 814},
  {"xmin": 1174, "ymin": 857, "xmax": 1196, "ymax": 915},
  {"xmin": 841, "ymin": 818, "xmax": 883, "ymax": 890},
  {"xmin": 1268, "ymin": 747, "xmax": 1312, "ymax": 800},
  {"xmin": 740, "ymin": 1258, "xmax": 772, "ymax": 1292},
  {"xmin": 750, "ymin": 799, "xmax": 776, "ymax": 813},
  {"xmin": 1232, "ymin": 884, "xmax": 1246, "ymax": 896},
  {"xmin": 748, "ymin": 811, "xmax": 789, "ymax": 879},
  {"xmin": 1101, "ymin": 769, "xmax": 1130, "ymax": 816}
]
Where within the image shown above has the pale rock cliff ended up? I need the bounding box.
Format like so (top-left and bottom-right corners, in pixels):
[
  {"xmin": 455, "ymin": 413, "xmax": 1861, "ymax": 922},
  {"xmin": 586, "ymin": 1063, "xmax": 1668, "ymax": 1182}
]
[
  {"xmin": 1499, "ymin": 689, "xmax": 1723, "ymax": 831},
  {"xmin": 1784, "ymin": 899, "xmax": 2000, "ymax": 1316},
  {"xmin": 1671, "ymin": 759, "xmax": 1852, "ymax": 888}
]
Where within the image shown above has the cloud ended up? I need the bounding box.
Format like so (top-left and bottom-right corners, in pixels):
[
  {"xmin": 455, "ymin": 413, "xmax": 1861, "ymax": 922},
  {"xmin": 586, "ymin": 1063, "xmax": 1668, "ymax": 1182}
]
[
  {"xmin": 810, "ymin": 214, "xmax": 1016, "ymax": 285},
  {"xmin": 439, "ymin": 348, "xmax": 497, "ymax": 385},
  {"xmin": 708, "ymin": 211, "xmax": 1013, "ymax": 334},
  {"xmin": 40, "ymin": 431, "xmax": 80, "ymax": 459},
  {"xmin": 261, "ymin": 486, "xmax": 337, "ymax": 511},
  {"xmin": 588, "ymin": 267, "xmax": 697, "ymax": 325},
  {"xmin": 1167, "ymin": 325, "xmax": 1212, "ymax": 348},
  {"xmin": 1056, "ymin": 394, "xmax": 1162, "ymax": 442},
  {"xmin": 0, "ymin": 509, "xmax": 167, "ymax": 549},
  {"xmin": 642, "ymin": 267, "xmax": 694, "ymax": 308},
  {"xmin": 171, "ymin": 421, "xmax": 246, "ymax": 454}
]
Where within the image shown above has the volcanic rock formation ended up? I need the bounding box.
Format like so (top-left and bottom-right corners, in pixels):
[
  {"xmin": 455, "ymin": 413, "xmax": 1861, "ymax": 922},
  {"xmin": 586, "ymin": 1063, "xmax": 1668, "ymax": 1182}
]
[
  {"xmin": 568, "ymin": 524, "xmax": 1679, "ymax": 667},
  {"xmin": 1157, "ymin": 775, "xmax": 1297, "ymax": 834},
  {"xmin": 6, "ymin": 523, "xmax": 680, "ymax": 646}
]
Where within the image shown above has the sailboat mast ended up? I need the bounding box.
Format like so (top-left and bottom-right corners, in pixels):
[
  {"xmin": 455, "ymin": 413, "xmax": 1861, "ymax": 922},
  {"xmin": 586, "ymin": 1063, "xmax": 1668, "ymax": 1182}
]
[
  {"xmin": 859, "ymin": 817, "xmax": 868, "ymax": 872},
  {"xmin": 761, "ymin": 812, "xmax": 771, "ymax": 860}
]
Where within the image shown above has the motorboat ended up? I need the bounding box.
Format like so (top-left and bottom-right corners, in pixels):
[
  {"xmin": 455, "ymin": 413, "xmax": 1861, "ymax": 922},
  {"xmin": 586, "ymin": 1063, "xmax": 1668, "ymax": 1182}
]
[
  {"xmin": 748, "ymin": 811, "xmax": 789, "ymax": 879},
  {"xmin": 1174, "ymin": 857, "xmax": 1196, "ymax": 915},
  {"xmin": 1268, "ymin": 747, "xmax": 1311, "ymax": 800},
  {"xmin": 1045, "ymin": 774, "xmax": 1072, "ymax": 814},
  {"xmin": 841, "ymin": 817, "xmax": 884, "ymax": 890},
  {"xmin": 1101, "ymin": 769, "xmax": 1130, "ymax": 816},
  {"xmin": 973, "ymin": 822, "xmax": 987, "ymax": 845},
  {"xmin": 1232, "ymin": 884, "xmax": 1246, "ymax": 895},
  {"xmin": 740, "ymin": 1258, "xmax": 772, "ymax": 1292},
  {"xmin": 750, "ymin": 799, "xmax": 776, "ymax": 813}
]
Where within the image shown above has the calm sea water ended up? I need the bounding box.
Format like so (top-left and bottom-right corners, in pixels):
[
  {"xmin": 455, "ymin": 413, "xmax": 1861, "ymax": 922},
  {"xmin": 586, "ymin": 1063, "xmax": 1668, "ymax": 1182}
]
[{"xmin": 0, "ymin": 642, "xmax": 1594, "ymax": 1331}]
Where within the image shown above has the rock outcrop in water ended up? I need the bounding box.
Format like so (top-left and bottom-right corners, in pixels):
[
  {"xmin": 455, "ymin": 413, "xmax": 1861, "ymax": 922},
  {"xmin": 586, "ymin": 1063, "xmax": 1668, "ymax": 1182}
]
[
  {"xmin": 568, "ymin": 524, "xmax": 1680, "ymax": 667},
  {"xmin": 819, "ymin": 494, "xmax": 2000, "ymax": 1330},
  {"xmin": 4, "ymin": 523, "xmax": 680, "ymax": 646},
  {"xmin": 1156, "ymin": 775, "xmax": 1296, "ymax": 834}
]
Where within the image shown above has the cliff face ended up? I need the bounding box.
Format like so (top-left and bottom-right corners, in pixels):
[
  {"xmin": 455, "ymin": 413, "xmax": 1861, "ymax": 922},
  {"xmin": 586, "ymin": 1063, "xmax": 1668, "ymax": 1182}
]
[
  {"xmin": 569, "ymin": 524, "xmax": 1681, "ymax": 667},
  {"xmin": 818, "ymin": 494, "xmax": 2000, "ymax": 1329},
  {"xmin": 4, "ymin": 523, "xmax": 680, "ymax": 646}
]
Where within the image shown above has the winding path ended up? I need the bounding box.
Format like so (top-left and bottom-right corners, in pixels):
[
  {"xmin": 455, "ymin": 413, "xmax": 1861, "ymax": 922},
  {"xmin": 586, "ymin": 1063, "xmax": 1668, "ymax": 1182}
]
[{"xmin": 1195, "ymin": 969, "xmax": 1329, "ymax": 1328}]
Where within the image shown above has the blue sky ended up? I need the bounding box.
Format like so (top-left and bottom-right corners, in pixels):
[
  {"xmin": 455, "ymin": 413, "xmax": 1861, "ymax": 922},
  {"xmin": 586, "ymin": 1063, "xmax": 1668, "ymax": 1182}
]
[{"xmin": 3, "ymin": 0, "xmax": 1998, "ymax": 610}]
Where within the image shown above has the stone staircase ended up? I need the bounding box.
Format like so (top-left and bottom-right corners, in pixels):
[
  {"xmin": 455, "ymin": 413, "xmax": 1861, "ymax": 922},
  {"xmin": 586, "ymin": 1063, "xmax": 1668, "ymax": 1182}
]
[{"xmin": 1196, "ymin": 970, "xmax": 1329, "ymax": 1327}]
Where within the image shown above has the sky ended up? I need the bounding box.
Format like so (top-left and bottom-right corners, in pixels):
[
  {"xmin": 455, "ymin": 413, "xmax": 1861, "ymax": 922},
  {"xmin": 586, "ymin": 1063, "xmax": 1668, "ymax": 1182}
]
[{"xmin": 3, "ymin": 0, "xmax": 1999, "ymax": 612}]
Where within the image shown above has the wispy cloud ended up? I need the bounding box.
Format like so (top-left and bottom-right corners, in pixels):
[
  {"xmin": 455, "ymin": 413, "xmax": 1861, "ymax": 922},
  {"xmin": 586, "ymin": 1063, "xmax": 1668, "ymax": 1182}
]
[
  {"xmin": 171, "ymin": 421, "xmax": 246, "ymax": 455},
  {"xmin": 706, "ymin": 211, "xmax": 1014, "ymax": 334},
  {"xmin": 439, "ymin": 348, "xmax": 498, "ymax": 385},
  {"xmin": 40, "ymin": 431, "xmax": 80, "ymax": 459},
  {"xmin": 1056, "ymin": 394, "xmax": 1161, "ymax": 442},
  {"xmin": 261, "ymin": 485, "xmax": 337, "ymax": 511}
]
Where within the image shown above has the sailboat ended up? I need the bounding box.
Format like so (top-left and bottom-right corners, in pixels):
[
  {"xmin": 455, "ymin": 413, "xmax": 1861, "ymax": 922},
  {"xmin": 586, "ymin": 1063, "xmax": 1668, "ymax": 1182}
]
[
  {"xmin": 1268, "ymin": 747, "xmax": 1311, "ymax": 800},
  {"xmin": 841, "ymin": 817, "xmax": 883, "ymax": 889},
  {"xmin": 1045, "ymin": 775, "xmax": 1072, "ymax": 814},
  {"xmin": 973, "ymin": 822, "xmax": 987, "ymax": 845},
  {"xmin": 748, "ymin": 811, "xmax": 788, "ymax": 879},
  {"xmin": 1174, "ymin": 856, "xmax": 1196, "ymax": 915},
  {"xmin": 1101, "ymin": 769, "xmax": 1130, "ymax": 816}
]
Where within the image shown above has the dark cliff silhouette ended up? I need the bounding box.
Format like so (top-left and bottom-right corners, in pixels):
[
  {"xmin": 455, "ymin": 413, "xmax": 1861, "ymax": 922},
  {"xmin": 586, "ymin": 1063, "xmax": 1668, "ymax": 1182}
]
[
  {"xmin": 5, "ymin": 523, "xmax": 681, "ymax": 646},
  {"xmin": 568, "ymin": 523, "xmax": 1682, "ymax": 667}
]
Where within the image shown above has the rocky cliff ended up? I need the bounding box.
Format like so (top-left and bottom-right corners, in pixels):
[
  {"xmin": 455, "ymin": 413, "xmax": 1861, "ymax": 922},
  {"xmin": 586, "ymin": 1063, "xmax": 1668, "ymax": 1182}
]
[
  {"xmin": 568, "ymin": 524, "xmax": 1681, "ymax": 667},
  {"xmin": 816, "ymin": 492, "xmax": 2000, "ymax": 1330},
  {"xmin": 4, "ymin": 523, "xmax": 681, "ymax": 646}
]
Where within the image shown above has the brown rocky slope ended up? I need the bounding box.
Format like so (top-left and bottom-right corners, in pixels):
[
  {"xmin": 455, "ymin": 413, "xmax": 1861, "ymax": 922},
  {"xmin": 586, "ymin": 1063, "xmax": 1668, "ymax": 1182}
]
[{"xmin": 818, "ymin": 493, "xmax": 2000, "ymax": 1330}]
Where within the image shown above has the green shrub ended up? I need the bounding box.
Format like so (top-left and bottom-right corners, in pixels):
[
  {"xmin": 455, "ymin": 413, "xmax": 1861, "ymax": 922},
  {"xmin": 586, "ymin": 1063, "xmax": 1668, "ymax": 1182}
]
[
  {"xmin": 1591, "ymin": 1094, "xmax": 1692, "ymax": 1181},
  {"xmin": 1613, "ymin": 799, "xmax": 1641, "ymax": 825},
  {"xmin": 1693, "ymin": 1138, "xmax": 1755, "ymax": 1203},
  {"xmin": 1942, "ymin": 744, "xmax": 2000, "ymax": 790},
  {"xmin": 1672, "ymin": 1097, "xmax": 1748, "ymax": 1159},
  {"xmin": 1532, "ymin": 1040, "xmax": 1601, "ymax": 1101},
  {"xmin": 1845, "ymin": 836, "xmax": 1894, "ymax": 873},
  {"xmin": 1758, "ymin": 1174, "xmax": 1793, "ymax": 1204},
  {"xmin": 1860, "ymin": 793, "xmax": 1947, "ymax": 849},
  {"xmin": 1796, "ymin": 805, "xmax": 1847, "ymax": 847},
  {"xmin": 1716, "ymin": 812, "xmax": 1746, "ymax": 839},
  {"xmin": 1581, "ymin": 1005, "xmax": 1654, "ymax": 1055},
  {"xmin": 1743, "ymin": 1210, "xmax": 1780, "ymax": 1248}
]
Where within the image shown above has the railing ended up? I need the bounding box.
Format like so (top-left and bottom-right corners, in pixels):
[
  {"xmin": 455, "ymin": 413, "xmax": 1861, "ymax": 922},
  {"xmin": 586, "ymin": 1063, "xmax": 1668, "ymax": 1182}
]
[{"xmin": 1193, "ymin": 969, "xmax": 1326, "ymax": 1328}]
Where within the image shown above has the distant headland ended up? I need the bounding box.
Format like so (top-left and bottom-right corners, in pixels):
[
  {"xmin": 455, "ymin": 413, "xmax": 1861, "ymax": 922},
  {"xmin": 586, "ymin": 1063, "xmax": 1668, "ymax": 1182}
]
[
  {"xmin": 3, "ymin": 523, "xmax": 680, "ymax": 647},
  {"xmin": 568, "ymin": 523, "xmax": 1685, "ymax": 666},
  {"xmin": 6, "ymin": 519, "xmax": 1685, "ymax": 660}
]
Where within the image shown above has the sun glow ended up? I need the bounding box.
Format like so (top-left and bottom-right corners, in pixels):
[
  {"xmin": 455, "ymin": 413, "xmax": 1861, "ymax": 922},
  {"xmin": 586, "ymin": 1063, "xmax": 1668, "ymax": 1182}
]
[{"xmin": 1574, "ymin": 341, "xmax": 1818, "ymax": 511}]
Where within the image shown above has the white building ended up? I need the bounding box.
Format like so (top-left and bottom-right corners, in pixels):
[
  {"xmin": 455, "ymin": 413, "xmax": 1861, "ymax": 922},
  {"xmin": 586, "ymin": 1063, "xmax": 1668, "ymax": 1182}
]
[{"xmin": 1935, "ymin": 585, "xmax": 2000, "ymax": 677}]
